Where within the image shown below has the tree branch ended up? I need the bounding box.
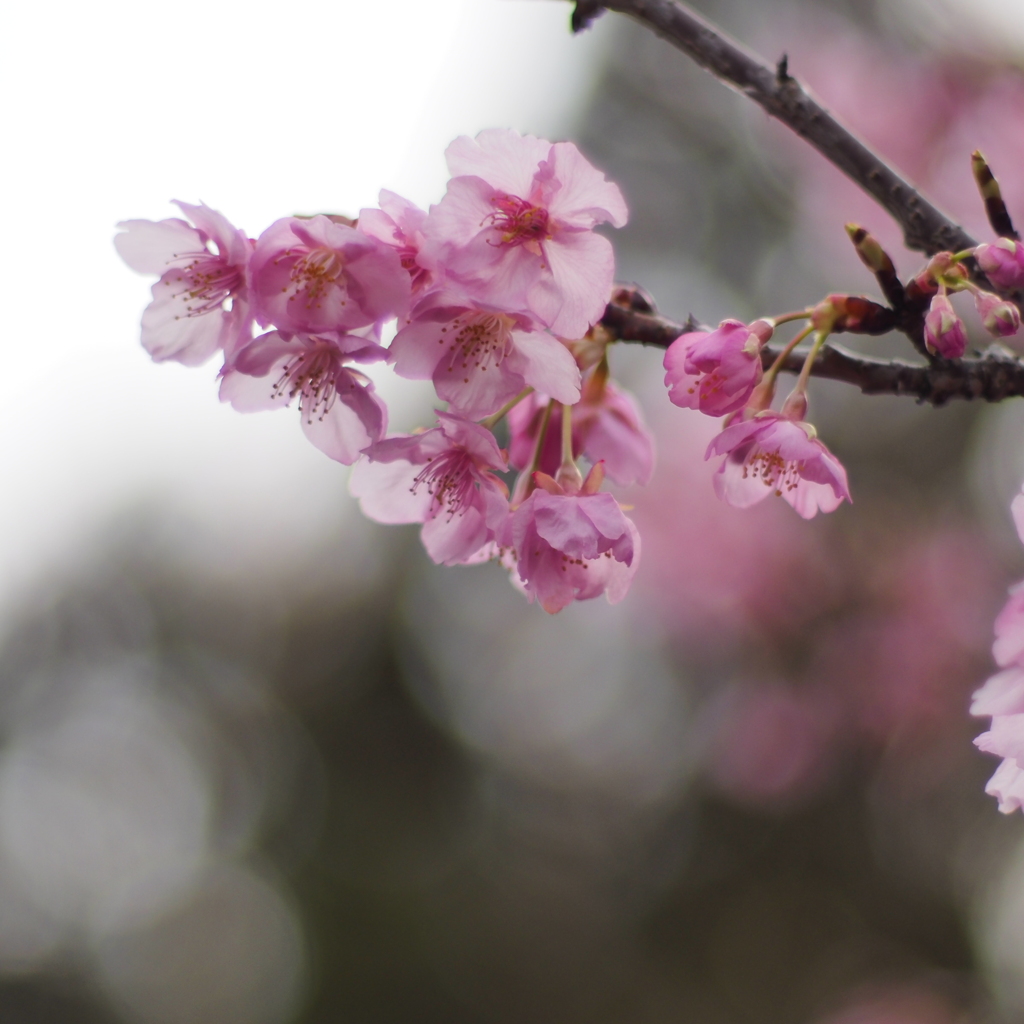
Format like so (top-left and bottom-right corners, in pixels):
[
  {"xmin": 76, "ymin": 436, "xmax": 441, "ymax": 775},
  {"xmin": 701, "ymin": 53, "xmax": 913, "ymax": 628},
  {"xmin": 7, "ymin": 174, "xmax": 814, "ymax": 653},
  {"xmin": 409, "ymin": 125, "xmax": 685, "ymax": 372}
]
[
  {"xmin": 572, "ymin": 0, "xmax": 976, "ymax": 258},
  {"xmin": 600, "ymin": 301, "xmax": 1024, "ymax": 406}
]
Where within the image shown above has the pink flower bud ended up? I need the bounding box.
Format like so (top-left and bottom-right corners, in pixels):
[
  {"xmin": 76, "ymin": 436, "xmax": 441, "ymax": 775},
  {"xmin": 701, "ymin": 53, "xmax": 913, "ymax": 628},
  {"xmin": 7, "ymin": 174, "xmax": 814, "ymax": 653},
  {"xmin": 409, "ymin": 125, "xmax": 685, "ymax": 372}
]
[
  {"xmin": 974, "ymin": 290, "xmax": 1022, "ymax": 338},
  {"xmin": 976, "ymin": 238, "xmax": 1024, "ymax": 291},
  {"xmin": 923, "ymin": 293, "xmax": 967, "ymax": 357}
]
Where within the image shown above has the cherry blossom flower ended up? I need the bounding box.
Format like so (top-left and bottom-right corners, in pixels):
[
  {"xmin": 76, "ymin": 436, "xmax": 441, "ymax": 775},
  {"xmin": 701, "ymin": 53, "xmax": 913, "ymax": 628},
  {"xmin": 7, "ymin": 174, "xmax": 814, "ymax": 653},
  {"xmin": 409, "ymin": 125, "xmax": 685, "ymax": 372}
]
[
  {"xmin": 508, "ymin": 377, "xmax": 655, "ymax": 486},
  {"xmin": 114, "ymin": 201, "xmax": 253, "ymax": 365},
  {"xmin": 422, "ymin": 128, "xmax": 627, "ymax": 339},
  {"xmin": 976, "ymin": 238, "xmax": 1024, "ymax": 291},
  {"xmin": 249, "ymin": 215, "xmax": 410, "ymax": 335},
  {"xmin": 664, "ymin": 320, "xmax": 769, "ymax": 416},
  {"xmin": 923, "ymin": 293, "xmax": 967, "ymax": 358},
  {"xmin": 219, "ymin": 328, "xmax": 387, "ymax": 464},
  {"xmin": 349, "ymin": 411, "xmax": 509, "ymax": 566},
  {"xmin": 706, "ymin": 412, "xmax": 851, "ymax": 519},
  {"xmin": 388, "ymin": 301, "xmax": 580, "ymax": 419},
  {"xmin": 499, "ymin": 463, "xmax": 639, "ymax": 613},
  {"xmin": 358, "ymin": 190, "xmax": 434, "ymax": 296}
]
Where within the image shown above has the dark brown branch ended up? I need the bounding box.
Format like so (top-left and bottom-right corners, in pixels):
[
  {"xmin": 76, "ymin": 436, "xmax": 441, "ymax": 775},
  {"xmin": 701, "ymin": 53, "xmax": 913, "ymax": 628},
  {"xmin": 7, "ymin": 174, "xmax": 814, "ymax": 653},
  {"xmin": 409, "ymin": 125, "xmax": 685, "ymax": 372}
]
[
  {"xmin": 572, "ymin": 0, "xmax": 977, "ymax": 258},
  {"xmin": 599, "ymin": 302, "xmax": 1024, "ymax": 406}
]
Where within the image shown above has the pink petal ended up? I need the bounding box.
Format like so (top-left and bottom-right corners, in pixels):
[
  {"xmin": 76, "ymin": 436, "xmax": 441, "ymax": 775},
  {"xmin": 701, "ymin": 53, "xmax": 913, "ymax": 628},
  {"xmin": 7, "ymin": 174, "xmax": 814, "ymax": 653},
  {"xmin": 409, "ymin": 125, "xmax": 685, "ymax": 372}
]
[
  {"xmin": 985, "ymin": 759, "xmax": 1024, "ymax": 814},
  {"xmin": 444, "ymin": 129, "xmax": 553, "ymax": 197},
  {"xmin": 545, "ymin": 141, "xmax": 628, "ymax": 228},
  {"xmin": 349, "ymin": 457, "xmax": 432, "ymax": 524},
  {"xmin": 421, "ymin": 505, "xmax": 490, "ymax": 566},
  {"xmin": 531, "ymin": 230, "xmax": 614, "ymax": 339},
  {"xmin": 140, "ymin": 275, "xmax": 227, "ymax": 365},
  {"xmin": 301, "ymin": 380, "xmax": 386, "ymax": 465},
  {"xmin": 972, "ymin": 667, "xmax": 1024, "ymax": 717},
  {"xmin": 115, "ymin": 218, "xmax": 203, "ymax": 275},
  {"xmin": 172, "ymin": 201, "xmax": 250, "ymax": 266},
  {"xmin": 511, "ymin": 331, "xmax": 581, "ymax": 406}
]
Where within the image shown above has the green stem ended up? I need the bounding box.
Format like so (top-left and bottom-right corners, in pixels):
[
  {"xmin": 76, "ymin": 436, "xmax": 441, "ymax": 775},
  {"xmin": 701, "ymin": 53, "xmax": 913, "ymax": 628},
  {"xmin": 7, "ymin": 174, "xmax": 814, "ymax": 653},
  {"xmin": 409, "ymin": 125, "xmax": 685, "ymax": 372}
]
[
  {"xmin": 763, "ymin": 323, "xmax": 815, "ymax": 392},
  {"xmin": 481, "ymin": 386, "xmax": 533, "ymax": 429}
]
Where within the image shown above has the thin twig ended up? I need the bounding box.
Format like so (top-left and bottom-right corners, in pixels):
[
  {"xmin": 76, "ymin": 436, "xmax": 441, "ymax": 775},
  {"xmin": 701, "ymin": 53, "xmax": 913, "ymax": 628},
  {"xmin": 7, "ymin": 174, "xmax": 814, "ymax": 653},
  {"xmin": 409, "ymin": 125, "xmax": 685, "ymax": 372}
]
[
  {"xmin": 572, "ymin": 0, "xmax": 976, "ymax": 258},
  {"xmin": 599, "ymin": 302, "xmax": 1024, "ymax": 405}
]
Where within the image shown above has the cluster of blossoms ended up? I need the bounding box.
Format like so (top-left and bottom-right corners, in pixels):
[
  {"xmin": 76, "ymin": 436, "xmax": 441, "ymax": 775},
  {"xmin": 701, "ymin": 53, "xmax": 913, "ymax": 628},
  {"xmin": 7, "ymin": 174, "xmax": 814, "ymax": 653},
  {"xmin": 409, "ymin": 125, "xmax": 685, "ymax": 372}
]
[
  {"xmin": 663, "ymin": 313, "xmax": 852, "ymax": 519},
  {"xmin": 117, "ymin": 129, "xmax": 648, "ymax": 613},
  {"xmin": 115, "ymin": 130, "xmax": 1024, "ymax": 619}
]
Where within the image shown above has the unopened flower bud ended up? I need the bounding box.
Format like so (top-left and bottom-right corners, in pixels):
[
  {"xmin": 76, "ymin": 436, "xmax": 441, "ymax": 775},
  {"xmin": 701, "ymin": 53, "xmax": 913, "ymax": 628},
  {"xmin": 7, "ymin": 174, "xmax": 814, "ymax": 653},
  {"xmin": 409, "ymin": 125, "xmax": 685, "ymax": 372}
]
[
  {"xmin": 975, "ymin": 290, "xmax": 1022, "ymax": 338},
  {"xmin": 845, "ymin": 223, "xmax": 893, "ymax": 275},
  {"xmin": 924, "ymin": 293, "xmax": 967, "ymax": 357},
  {"xmin": 975, "ymin": 238, "xmax": 1024, "ymax": 291}
]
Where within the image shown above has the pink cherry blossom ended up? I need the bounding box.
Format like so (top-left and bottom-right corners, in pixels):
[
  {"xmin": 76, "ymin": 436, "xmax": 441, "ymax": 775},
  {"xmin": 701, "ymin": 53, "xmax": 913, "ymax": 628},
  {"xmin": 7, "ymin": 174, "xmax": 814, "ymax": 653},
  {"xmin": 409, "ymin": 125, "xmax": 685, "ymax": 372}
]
[
  {"xmin": 358, "ymin": 190, "xmax": 434, "ymax": 296},
  {"xmin": 972, "ymin": 672, "xmax": 1024, "ymax": 812},
  {"xmin": 114, "ymin": 201, "xmax": 253, "ymax": 366},
  {"xmin": 976, "ymin": 238, "xmax": 1024, "ymax": 291},
  {"xmin": 498, "ymin": 464, "xmax": 639, "ymax": 613},
  {"xmin": 923, "ymin": 293, "xmax": 967, "ymax": 357},
  {"xmin": 388, "ymin": 301, "xmax": 580, "ymax": 419},
  {"xmin": 972, "ymin": 488, "xmax": 1024, "ymax": 813},
  {"xmin": 249, "ymin": 216, "xmax": 410, "ymax": 335},
  {"xmin": 706, "ymin": 412, "xmax": 851, "ymax": 519},
  {"xmin": 349, "ymin": 411, "xmax": 509, "ymax": 566},
  {"xmin": 219, "ymin": 328, "xmax": 387, "ymax": 464},
  {"xmin": 422, "ymin": 128, "xmax": 627, "ymax": 339},
  {"xmin": 664, "ymin": 320, "xmax": 768, "ymax": 416},
  {"xmin": 507, "ymin": 378, "xmax": 655, "ymax": 486}
]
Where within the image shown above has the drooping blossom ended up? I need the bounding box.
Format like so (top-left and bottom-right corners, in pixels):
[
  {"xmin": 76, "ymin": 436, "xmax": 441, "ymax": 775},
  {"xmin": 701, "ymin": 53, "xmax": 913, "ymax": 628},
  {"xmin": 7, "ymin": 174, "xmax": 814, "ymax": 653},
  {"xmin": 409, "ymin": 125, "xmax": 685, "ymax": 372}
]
[
  {"xmin": 422, "ymin": 128, "xmax": 628, "ymax": 339},
  {"xmin": 114, "ymin": 201, "xmax": 253, "ymax": 365},
  {"xmin": 508, "ymin": 373, "xmax": 655, "ymax": 486},
  {"xmin": 358, "ymin": 190, "xmax": 434, "ymax": 296},
  {"xmin": 976, "ymin": 238, "xmax": 1024, "ymax": 291},
  {"xmin": 388, "ymin": 300, "xmax": 580, "ymax": 419},
  {"xmin": 349, "ymin": 411, "xmax": 509, "ymax": 566},
  {"xmin": 249, "ymin": 216, "xmax": 410, "ymax": 335},
  {"xmin": 706, "ymin": 411, "xmax": 851, "ymax": 519},
  {"xmin": 498, "ymin": 463, "xmax": 639, "ymax": 613},
  {"xmin": 664, "ymin": 320, "xmax": 769, "ymax": 416},
  {"xmin": 923, "ymin": 293, "xmax": 967, "ymax": 358},
  {"xmin": 219, "ymin": 328, "xmax": 387, "ymax": 464},
  {"xmin": 973, "ymin": 288, "xmax": 1021, "ymax": 337},
  {"xmin": 972, "ymin": 489, "xmax": 1024, "ymax": 813}
]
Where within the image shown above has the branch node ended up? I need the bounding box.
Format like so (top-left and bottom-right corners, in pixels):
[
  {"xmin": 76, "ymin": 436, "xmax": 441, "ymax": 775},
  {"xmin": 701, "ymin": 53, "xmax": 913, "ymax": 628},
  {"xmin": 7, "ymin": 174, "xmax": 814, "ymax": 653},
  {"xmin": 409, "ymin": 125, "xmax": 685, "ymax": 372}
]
[{"xmin": 776, "ymin": 53, "xmax": 790, "ymax": 83}]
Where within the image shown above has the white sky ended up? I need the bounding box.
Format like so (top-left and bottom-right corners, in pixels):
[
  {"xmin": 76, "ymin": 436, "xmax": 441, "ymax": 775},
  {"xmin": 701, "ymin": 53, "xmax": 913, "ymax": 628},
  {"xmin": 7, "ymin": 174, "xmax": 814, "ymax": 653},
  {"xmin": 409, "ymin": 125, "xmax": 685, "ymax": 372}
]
[{"xmin": 0, "ymin": 0, "xmax": 612, "ymax": 616}]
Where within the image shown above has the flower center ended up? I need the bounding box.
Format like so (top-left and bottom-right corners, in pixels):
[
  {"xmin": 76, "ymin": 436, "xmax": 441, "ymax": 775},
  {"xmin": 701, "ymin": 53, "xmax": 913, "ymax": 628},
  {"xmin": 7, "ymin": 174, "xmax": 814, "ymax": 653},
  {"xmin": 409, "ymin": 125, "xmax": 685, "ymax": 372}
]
[
  {"xmin": 287, "ymin": 246, "xmax": 346, "ymax": 309},
  {"xmin": 741, "ymin": 447, "xmax": 806, "ymax": 496},
  {"xmin": 165, "ymin": 251, "xmax": 243, "ymax": 317},
  {"xmin": 484, "ymin": 194, "xmax": 550, "ymax": 247},
  {"xmin": 412, "ymin": 450, "xmax": 476, "ymax": 519},
  {"xmin": 271, "ymin": 341, "xmax": 342, "ymax": 423},
  {"xmin": 439, "ymin": 312, "xmax": 515, "ymax": 383}
]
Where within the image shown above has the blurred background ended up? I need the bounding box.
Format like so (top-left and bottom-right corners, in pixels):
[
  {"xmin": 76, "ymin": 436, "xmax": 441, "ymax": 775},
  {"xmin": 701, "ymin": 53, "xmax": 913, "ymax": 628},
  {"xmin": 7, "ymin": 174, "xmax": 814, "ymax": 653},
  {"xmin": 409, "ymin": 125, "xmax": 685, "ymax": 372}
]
[{"xmin": 4, "ymin": 0, "xmax": 1024, "ymax": 1020}]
